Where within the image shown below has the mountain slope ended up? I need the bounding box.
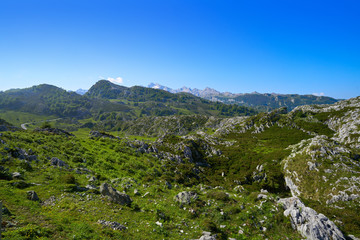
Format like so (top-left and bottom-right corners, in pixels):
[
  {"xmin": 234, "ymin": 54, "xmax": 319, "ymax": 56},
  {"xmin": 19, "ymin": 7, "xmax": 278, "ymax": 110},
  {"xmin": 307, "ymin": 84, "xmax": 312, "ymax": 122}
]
[
  {"xmin": 0, "ymin": 84, "xmax": 128, "ymax": 118},
  {"xmin": 85, "ymin": 80, "xmax": 257, "ymax": 117}
]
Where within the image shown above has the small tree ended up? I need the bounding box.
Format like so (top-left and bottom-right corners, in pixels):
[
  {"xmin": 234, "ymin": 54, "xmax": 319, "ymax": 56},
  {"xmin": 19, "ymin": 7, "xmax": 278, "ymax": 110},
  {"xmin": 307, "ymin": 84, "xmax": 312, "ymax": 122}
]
[{"xmin": 40, "ymin": 121, "xmax": 52, "ymax": 129}]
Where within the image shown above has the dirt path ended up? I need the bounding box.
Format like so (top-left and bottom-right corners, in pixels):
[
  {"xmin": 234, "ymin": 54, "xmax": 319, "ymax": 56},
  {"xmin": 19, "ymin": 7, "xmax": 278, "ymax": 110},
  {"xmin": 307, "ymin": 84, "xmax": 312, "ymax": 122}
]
[{"xmin": 21, "ymin": 118, "xmax": 62, "ymax": 130}]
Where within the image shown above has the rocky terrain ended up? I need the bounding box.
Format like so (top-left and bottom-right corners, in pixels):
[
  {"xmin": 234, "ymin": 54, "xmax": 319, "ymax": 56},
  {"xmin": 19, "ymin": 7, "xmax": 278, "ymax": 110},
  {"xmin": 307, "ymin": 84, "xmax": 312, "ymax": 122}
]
[{"xmin": 0, "ymin": 96, "xmax": 359, "ymax": 239}]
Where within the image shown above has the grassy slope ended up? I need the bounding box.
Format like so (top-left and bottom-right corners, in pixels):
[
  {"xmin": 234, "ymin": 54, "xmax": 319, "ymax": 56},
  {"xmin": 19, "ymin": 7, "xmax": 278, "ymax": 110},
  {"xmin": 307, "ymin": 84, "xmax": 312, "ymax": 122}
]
[
  {"xmin": 1, "ymin": 99, "xmax": 359, "ymax": 239},
  {"xmin": 0, "ymin": 129, "xmax": 302, "ymax": 239}
]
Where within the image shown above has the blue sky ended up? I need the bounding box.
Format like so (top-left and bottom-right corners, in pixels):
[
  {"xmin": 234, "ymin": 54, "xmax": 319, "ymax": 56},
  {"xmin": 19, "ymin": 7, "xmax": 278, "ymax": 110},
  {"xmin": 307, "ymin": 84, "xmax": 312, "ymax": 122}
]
[{"xmin": 0, "ymin": 0, "xmax": 359, "ymax": 99}]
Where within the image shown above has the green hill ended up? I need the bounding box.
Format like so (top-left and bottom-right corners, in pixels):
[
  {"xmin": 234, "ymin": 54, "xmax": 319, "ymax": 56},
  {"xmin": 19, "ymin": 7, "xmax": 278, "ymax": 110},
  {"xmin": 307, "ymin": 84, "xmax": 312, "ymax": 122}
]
[
  {"xmin": 0, "ymin": 84, "xmax": 129, "ymax": 118},
  {"xmin": 86, "ymin": 80, "xmax": 257, "ymax": 117}
]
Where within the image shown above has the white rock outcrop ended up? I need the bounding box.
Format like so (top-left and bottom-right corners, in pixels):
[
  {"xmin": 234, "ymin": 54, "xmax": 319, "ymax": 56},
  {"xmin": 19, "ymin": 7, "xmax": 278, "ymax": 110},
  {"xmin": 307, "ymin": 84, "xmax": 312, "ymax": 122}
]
[{"xmin": 278, "ymin": 197, "xmax": 346, "ymax": 240}]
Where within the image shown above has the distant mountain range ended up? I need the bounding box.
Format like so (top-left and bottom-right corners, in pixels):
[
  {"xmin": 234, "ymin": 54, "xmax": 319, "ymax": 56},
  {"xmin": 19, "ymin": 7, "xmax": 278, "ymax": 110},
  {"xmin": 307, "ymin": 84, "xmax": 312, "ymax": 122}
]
[{"xmin": 148, "ymin": 83, "xmax": 339, "ymax": 111}]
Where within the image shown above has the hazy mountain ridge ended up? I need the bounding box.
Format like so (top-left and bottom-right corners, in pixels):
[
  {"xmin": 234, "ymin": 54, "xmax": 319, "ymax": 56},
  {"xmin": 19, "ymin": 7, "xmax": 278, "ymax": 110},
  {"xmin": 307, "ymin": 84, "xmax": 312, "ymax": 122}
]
[{"xmin": 148, "ymin": 83, "xmax": 339, "ymax": 111}]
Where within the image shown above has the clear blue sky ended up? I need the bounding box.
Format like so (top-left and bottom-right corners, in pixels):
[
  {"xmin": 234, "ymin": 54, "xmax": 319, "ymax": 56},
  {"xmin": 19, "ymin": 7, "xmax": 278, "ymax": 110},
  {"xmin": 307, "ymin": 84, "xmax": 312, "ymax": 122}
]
[{"xmin": 0, "ymin": 0, "xmax": 359, "ymax": 99}]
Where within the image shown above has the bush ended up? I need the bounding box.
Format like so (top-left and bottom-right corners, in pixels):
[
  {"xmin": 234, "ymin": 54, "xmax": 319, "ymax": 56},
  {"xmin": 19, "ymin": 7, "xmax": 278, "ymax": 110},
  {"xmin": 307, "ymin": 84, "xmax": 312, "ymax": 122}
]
[
  {"xmin": 40, "ymin": 121, "xmax": 52, "ymax": 129},
  {"xmin": 63, "ymin": 174, "xmax": 76, "ymax": 184},
  {"xmin": 201, "ymin": 219, "xmax": 218, "ymax": 232},
  {"xmin": 0, "ymin": 166, "xmax": 12, "ymax": 180},
  {"xmin": 207, "ymin": 191, "xmax": 230, "ymax": 201}
]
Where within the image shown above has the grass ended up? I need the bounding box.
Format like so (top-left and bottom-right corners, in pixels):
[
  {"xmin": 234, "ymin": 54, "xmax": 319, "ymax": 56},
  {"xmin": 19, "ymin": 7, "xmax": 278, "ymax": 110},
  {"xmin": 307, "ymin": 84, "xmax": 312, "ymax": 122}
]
[
  {"xmin": 0, "ymin": 129, "xmax": 302, "ymax": 239},
  {"xmin": 0, "ymin": 110, "xmax": 57, "ymax": 127}
]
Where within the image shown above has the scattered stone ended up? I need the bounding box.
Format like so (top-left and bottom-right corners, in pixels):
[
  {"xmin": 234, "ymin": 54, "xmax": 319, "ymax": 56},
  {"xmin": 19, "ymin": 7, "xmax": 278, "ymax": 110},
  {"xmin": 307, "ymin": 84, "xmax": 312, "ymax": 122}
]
[
  {"xmin": 134, "ymin": 189, "xmax": 140, "ymax": 196},
  {"xmin": 155, "ymin": 221, "xmax": 163, "ymax": 227},
  {"xmin": 174, "ymin": 191, "xmax": 198, "ymax": 204},
  {"xmin": 27, "ymin": 190, "xmax": 40, "ymax": 201},
  {"xmin": 42, "ymin": 196, "xmax": 57, "ymax": 206},
  {"xmin": 98, "ymin": 220, "xmax": 126, "ymax": 230},
  {"xmin": 100, "ymin": 183, "xmax": 132, "ymax": 205}
]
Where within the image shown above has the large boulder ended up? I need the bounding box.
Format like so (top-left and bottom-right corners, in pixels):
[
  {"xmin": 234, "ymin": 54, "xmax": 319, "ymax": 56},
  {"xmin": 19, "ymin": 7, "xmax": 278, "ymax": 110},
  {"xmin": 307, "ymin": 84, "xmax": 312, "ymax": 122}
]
[
  {"xmin": 50, "ymin": 157, "xmax": 68, "ymax": 168},
  {"xmin": 27, "ymin": 191, "xmax": 40, "ymax": 201},
  {"xmin": 100, "ymin": 183, "xmax": 132, "ymax": 205},
  {"xmin": 174, "ymin": 191, "xmax": 198, "ymax": 204},
  {"xmin": 278, "ymin": 197, "xmax": 346, "ymax": 240}
]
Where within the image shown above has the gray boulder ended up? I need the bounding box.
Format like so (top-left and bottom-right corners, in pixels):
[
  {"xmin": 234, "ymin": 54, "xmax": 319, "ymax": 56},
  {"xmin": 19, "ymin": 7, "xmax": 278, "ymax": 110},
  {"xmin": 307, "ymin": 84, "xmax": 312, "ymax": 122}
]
[
  {"xmin": 50, "ymin": 157, "xmax": 68, "ymax": 168},
  {"xmin": 199, "ymin": 231, "xmax": 217, "ymax": 240},
  {"xmin": 100, "ymin": 183, "xmax": 132, "ymax": 205},
  {"xmin": 27, "ymin": 191, "xmax": 40, "ymax": 201},
  {"xmin": 278, "ymin": 197, "xmax": 346, "ymax": 240},
  {"xmin": 174, "ymin": 191, "xmax": 198, "ymax": 204},
  {"xmin": 12, "ymin": 172, "xmax": 22, "ymax": 179}
]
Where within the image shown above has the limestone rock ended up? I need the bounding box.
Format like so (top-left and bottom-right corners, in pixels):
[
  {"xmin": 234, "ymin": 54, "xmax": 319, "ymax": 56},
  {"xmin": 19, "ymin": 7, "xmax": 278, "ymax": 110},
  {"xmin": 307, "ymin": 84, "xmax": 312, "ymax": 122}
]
[
  {"xmin": 174, "ymin": 191, "xmax": 198, "ymax": 204},
  {"xmin": 98, "ymin": 220, "xmax": 126, "ymax": 230},
  {"xmin": 198, "ymin": 231, "xmax": 217, "ymax": 240},
  {"xmin": 42, "ymin": 196, "xmax": 57, "ymax": 206},
  {"xmin": 27, "ymin": 191, "xmax": 40, "ymax": 201},
  {"xmin": 278, "ymin": 197, "xmax": 345, "ymax": 240},
  {"xmin": 100, "ymin": 183, "xmax": 132, "ymax": 205},
  {"xmin": 12, "ymin": 172, "xmax": 22, "ymax": 179}
]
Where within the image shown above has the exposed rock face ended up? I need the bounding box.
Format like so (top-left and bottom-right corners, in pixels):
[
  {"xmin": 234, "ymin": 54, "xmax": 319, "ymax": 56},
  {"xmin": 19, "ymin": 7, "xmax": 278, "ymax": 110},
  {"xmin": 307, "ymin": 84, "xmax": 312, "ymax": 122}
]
[
  {"xmin": 97, "ymin": 220, "xmax": 126, "ymax": 230},
  {"xmin": 282, "ymin": 135, "xmax": 360, "ymax": 206},
  {"xmin": 278, "ymin": 197, "xmax": 346, "ymax": 240},
  {"xmin": 293, "ymin": 96, "xmax": 360, "ymax": 148},
  {"xmin": 50, "ymin": 157, "xmax": 68, "ymax": 168},
  {"xmin": 174, "ymin": 191, "xmax": 198, "ymax": 204},
  {"xmin": 100, "ymin": 183, "xmax": 132, "ymax": 205},
  {"xmin": 27, "ymin": 191, "xmax": 40, "ymax": 201}
]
